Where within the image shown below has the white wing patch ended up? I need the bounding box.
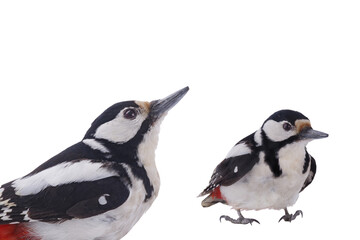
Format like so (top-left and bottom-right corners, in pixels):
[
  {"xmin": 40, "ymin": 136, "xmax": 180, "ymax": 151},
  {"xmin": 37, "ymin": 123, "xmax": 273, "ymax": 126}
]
[
  {"xmin": 82, "ymin": 139, "xmax": 110, "ymax": 153},
  {"xmin": 226, "ymin": 143, "xmax": 251, "ymax": 158},
  {"xmin": 12, "ymin": 160, "xmax": 118, "ymax": 196}
]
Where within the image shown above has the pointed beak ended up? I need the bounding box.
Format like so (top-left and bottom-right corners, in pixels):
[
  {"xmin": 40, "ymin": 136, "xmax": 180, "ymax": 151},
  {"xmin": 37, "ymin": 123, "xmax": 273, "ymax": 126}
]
[
  {"xmin": 150, "ymin": 86, "xmax": 189, "ymax": 121},
  {"xmin": 299, "ymin": 127, "xmax": 329, "ymax": 140}
]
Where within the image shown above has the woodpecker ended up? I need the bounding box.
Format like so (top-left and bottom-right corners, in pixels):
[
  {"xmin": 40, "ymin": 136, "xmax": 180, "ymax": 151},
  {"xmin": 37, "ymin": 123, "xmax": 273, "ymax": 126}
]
[
  {"xmin": 0, "ymin": 87, "xmax": 189, "ymax": 240},
  {"xmin": 199, "ymin": 110, "xmax": 328, "ymax": 224}
]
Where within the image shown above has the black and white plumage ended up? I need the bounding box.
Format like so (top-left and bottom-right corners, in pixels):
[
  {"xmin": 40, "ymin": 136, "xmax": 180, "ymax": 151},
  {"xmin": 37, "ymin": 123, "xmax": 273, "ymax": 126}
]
[
  {"xmin": 199, "ymin": 110, "xmax": 328, "ymax": 224},
  {"xmin": 0, "ymin": 87, "xmax": 189, "ymax": 240}
]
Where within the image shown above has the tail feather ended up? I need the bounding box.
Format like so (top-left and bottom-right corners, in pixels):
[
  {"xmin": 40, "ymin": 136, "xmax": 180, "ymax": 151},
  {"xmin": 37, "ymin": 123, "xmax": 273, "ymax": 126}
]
[{"xmin": 200, "ymin": 186, "xmax": 226, "ymax": 207}]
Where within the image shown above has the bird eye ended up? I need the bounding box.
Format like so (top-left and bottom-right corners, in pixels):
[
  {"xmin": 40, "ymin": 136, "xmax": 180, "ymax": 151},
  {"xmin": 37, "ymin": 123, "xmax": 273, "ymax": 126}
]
[
  {"xmin": 283, "ymin": 122, "xmax": 292, "ymax": 131},
  {"xmin": 123, "ymin": 108, "xmax": 137, "ymax": 120}
]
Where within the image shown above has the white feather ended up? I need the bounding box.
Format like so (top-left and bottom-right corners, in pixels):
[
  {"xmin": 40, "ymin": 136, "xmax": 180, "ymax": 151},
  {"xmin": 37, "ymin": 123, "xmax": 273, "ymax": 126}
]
[
  {"xmin": 98, "ymin": 195, "xmax": 109, "ymax": 205},
  {"xmin": 254, "ymin": 129, "xmax": 262, "ymax": 146},
  {"xmin": 82, "ymin": 139, "xmax": 110, "ymax": 153},
  {"xmin": 22, "ymin": 209, "xmax": 32, "ymax": 221},
  {"xmin": 0, "ymin": 199, "xmax": 16, "ymax": 207},
  {"xmin": 0, "ymin": 215, "xmax": 11, "ymax": 221},
  {"xmin": 226, "ymin": 143, "xmax": 251, "ymax": 158},
  {"xmin": 12, "ymin": 160, "xmax": 118, "ymax": 196}
]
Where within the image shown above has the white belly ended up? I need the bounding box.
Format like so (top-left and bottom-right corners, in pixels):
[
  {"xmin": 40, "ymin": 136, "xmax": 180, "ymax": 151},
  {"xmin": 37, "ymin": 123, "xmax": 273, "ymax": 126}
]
[{"xmin": 221, "ymin": 144, "xmax": 309, "ymax": 210}]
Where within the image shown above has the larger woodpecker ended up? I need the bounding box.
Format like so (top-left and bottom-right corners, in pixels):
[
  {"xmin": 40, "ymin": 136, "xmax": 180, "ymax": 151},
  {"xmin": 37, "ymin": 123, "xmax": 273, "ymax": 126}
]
[
  {"xmin": 199, "ymin": 109, "xmax": 328, "ymax": 224},
  {"xmin": 0, "ymin": 87, "xmax": 189, "ymax": 240}
]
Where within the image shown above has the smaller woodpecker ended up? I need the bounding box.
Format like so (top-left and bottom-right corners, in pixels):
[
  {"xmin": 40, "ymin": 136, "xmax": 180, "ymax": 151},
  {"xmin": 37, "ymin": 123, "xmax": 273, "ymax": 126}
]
[
  {"xmin": 0, "ymin": 87, "xmax": 189, "ymax": 240},
  {"xmin": 199, "ymin": 110, "xmax": 328, "ymax": 224}
]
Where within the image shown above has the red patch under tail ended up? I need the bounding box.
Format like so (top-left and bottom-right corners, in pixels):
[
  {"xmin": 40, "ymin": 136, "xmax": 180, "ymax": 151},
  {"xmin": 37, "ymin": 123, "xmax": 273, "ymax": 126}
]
[
  {"xmin": 202, "ymin": 186, "xmax": 226, "ymax": 207},
  {"xmin": 210, "ymin": 186, "xmax": 223, "ymax": 200},
  {"xmin": 0, "ymin": 224, "xmax": 37, "ymax": 240}
]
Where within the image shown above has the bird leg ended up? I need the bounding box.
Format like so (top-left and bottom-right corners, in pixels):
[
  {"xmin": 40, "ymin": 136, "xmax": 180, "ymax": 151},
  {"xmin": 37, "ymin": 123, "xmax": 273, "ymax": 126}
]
[
  {"xmin": 220, "ymin": 210, "xmax": 260, "ymax": 225},
  {"xmin": 278, "ymin": 208, "xmax": 303, "ymax": 222}
]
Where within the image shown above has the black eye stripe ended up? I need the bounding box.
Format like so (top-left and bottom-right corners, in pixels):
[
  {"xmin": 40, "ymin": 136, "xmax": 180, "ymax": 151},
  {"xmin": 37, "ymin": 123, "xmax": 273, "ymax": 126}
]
[{"xmin": 123, "ymin": 108, "xmax": 137, "ymax": 120}]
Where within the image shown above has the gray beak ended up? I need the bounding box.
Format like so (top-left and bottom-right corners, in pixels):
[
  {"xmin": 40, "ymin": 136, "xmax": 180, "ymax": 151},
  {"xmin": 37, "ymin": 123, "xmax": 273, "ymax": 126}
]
[
  {"xmin": 150, "ymin": 87, "xmax": 189, "ymax": 121},
  {"xmin": 299, "ymin": 127, "xmax": 329, "ymax": 140}
]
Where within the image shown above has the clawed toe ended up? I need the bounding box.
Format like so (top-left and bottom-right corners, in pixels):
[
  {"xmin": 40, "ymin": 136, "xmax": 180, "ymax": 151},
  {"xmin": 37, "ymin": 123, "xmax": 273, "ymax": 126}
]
[
  {"xmin": 220, "ymin": 215, "xmax": 259, "ymax": 225},
  {"xmin": 279, "ymin": 209, "xmax": 303, "ymax": 223},
  {"xmin": 219, "ymin": 208, "xmax": 303, "ymax": 224},
  {"xmin": 219, "ymin": 210, "xmax": 260, "ymax": 225}
]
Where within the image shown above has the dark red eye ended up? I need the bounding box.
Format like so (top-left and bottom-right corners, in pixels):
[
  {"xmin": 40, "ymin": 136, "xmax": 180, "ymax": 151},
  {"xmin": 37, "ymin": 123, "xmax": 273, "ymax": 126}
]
[
  {"xmin": 123, "ymin": 108, "xmax": 137, "ymax": 120},
  {"xmin": 283, "ymin": 122, "xmax": 292, "ymax": 131}
]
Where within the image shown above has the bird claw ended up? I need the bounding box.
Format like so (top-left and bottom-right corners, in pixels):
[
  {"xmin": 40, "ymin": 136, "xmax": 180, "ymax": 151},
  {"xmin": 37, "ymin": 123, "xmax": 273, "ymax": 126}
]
[
  {"xmin": 278, "ymin": 210, "xmax": 303, "ymax": 223},
  {"xmin": 220, "ymin": 215, "xmax": 260, "ymax": 225}
]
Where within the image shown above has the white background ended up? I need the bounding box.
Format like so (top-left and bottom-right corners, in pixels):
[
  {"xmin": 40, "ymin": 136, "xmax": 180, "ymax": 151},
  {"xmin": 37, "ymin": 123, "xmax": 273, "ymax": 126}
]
[{"xmin": 0, "ymin": 1, "xmax": 359, "ymax": 239}]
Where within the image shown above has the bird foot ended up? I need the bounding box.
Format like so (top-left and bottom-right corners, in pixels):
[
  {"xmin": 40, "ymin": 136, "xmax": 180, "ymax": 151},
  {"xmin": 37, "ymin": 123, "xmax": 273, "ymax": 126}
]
[
  {"xmin": 220, "ymin": 215, "xmax": 260, "ymax": 225},
  {"xmin": 278, "ymin": 210, "xmax": 303, "ymax": 222}
]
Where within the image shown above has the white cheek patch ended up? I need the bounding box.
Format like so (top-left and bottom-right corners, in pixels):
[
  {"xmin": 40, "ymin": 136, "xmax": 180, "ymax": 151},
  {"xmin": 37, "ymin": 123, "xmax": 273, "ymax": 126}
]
[
  {"xmin": 12, "ymin": 160, "xmax": 118, "ymax": 196},
  {"xmin": 262, "ymin": 120, "xmax": 296, "ymax": 142},
  {"xmin": 94, "ymin": 109, "xmax": 147, "ymax": 143}
]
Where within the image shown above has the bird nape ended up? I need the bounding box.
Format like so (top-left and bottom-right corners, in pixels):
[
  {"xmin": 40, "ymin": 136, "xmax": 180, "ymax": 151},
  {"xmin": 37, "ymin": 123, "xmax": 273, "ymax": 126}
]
[
  {"xmin": 199, "ymin": 109, "xmax": 328, "ymax": 224},
  {"xmin": 0, "ymin": 87, "xmax": 189, "ymax": 240}
]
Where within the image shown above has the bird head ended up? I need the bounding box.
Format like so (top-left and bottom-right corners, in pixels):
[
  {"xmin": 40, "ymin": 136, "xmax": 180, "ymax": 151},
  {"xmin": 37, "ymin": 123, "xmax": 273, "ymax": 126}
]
[
  {"xmin": 83, "ymin": 87, "xmax": 189, "ymax": 145},
  {"xmin": 261, "ymin": 109, "xmax": 328, "ymax": 144}
]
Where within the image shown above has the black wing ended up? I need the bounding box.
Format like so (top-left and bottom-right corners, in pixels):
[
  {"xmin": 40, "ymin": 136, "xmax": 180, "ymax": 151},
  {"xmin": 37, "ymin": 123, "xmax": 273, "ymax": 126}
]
[
  {"xmin": 26, "ymin": 142, "xmax": 106, "ymax": 176},
  {"xmin": 0, "ymin": 140, "xmax": 134, "ymax": 224},
  {"xmin": 0, "ymin": 176, "xmax": 130, "ymax": 224},
  {"xmin": 214, "ymin": 154, "xmax": 259, "ymax": 186},
  {"xmin": 199, "ymin": 153, "xmax": 259, "ymax": 196},
  {"xmin": 199, "ymin": 134, "xmax": 260, "ymax": 197},
  {"xmin": 300, "ymin": 154, "xmax": 317, "ymax": 192}
]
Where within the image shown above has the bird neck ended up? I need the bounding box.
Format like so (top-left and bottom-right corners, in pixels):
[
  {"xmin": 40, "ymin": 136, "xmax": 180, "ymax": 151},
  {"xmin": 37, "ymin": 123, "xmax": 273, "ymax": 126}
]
[{"xmin": 136, "ymin": 122, "xmax": 162, "ymax": 198}]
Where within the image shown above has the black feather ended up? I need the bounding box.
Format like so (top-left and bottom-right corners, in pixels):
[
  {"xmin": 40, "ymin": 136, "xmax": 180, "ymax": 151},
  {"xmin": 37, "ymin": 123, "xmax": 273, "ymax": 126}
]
[
  {"xmin": 214, "ymin": 154, "xmax": 259, "ymax": 187},
  {"xmin": 301, "ymin": 154, "xmax": 317, "ymax": 192},
  {"xmin": 199, "ymin": 133, "xmax": 260, "ymax": 196},
  {"xmin": 264, "ymin": 109, "xmax": 309, "ymax": 126},
  {"xmin": 0, "ymin": 164, "xmax": 132, "ymax": 224},
  {"xmin": 302, "ymin": 150, "xmax": 311, "ymax": 174}
]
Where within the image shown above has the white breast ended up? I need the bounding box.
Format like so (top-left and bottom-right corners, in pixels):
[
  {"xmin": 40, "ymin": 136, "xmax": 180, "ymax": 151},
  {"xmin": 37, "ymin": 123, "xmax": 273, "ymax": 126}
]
[{"xmin": 221, "ymin": 142, "xmax": 310, "ymax": 211}]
